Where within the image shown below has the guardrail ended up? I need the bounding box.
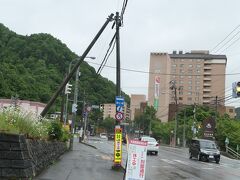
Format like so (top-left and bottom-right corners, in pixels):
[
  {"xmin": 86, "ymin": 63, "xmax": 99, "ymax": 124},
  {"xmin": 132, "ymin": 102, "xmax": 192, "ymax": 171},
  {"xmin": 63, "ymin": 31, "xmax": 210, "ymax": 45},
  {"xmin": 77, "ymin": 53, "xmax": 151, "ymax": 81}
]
[{"xmin": 226, "ymin": 146, "xmax": 240, "ymax": 159}]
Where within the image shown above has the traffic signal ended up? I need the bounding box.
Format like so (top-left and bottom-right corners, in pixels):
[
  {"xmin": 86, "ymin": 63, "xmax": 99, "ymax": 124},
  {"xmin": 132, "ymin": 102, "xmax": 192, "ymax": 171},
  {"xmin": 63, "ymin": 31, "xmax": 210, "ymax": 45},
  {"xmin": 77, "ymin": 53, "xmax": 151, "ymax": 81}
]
[
  {"xmin": 65, "ymin": 83, "xmax": 72, "ymax": 94},
  {"xmin": 72, "ymin": 103, "xmax": 78, "ymax": 113},
  {"xmin": 232, "ymin": 81, "xmax": 240, "ymax": 98},
  {"xmin": 100, "ymin": 104, "xmax": 104, "ymax": 112}
]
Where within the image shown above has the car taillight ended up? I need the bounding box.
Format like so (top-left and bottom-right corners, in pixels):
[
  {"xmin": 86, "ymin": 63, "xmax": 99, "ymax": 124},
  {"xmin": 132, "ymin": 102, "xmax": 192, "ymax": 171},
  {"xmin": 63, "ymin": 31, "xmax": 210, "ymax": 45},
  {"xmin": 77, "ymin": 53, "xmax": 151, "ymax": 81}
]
[{"xmin": 156, "ymin": 144, "xmax": 159, "ymax": 146}]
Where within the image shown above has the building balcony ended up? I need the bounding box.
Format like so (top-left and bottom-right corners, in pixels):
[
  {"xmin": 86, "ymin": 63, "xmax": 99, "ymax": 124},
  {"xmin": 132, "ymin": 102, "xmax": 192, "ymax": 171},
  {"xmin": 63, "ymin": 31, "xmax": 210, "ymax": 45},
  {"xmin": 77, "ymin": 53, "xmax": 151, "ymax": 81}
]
[
  {"xmin": 204, "ymin": 66, "xmax": 212, "ymax": 70},
  {"xmin": 203, "ymin": 94, "xmax": 211, "ymax": 98},
  {"xmin": 204, "ymin": 72, "xmax": 211, "ymax": 75},
  {"xmin": 203, "ymin": 88, "xmax": 211, "ymax": 92},
  {"xmin": 203, "ymin": 83, "xmax": 211, "ymax": 87},
  {"xmin": 204, "ymin": 61, "xmax": 212, "ymax": 64}
]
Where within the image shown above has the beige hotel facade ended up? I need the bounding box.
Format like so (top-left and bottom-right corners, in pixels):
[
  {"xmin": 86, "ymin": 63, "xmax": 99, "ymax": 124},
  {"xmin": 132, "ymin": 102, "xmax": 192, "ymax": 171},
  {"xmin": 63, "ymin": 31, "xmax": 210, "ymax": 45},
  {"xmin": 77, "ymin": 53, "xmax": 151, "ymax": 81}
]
[{"xmin": 148, "ymin": 50, "xmax": 227, "ymax": 122}]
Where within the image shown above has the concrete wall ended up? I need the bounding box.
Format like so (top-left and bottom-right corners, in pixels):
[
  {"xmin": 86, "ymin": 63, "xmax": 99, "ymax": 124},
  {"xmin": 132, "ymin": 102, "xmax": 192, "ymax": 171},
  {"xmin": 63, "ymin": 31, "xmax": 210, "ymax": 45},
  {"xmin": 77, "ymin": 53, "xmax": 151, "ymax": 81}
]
[{"xmin": 0, "ymin": 133, "xmax": 67, "ymax": 179}]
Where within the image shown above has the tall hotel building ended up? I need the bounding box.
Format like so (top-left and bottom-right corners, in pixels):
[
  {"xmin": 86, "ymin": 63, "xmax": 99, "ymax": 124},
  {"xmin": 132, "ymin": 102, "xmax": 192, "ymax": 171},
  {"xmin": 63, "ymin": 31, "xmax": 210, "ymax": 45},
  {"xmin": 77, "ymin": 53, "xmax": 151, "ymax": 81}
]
[{"xmin": 148, "ymin": 50, "xmax": 227, "ymax": 122}]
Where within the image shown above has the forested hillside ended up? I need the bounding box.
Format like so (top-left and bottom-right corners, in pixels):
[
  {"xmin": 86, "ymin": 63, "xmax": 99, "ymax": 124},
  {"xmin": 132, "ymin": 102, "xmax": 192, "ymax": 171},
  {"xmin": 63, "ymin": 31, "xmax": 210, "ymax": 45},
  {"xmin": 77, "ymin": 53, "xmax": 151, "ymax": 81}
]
[{"xmin": 0, "ymin": 23, "xmax": 129, "ymax": 108}]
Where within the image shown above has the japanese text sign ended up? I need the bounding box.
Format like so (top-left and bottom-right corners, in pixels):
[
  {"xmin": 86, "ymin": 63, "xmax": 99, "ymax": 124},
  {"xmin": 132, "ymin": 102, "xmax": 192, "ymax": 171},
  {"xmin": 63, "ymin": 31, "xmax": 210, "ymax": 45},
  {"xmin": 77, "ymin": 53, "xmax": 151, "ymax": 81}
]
[{"xmin": 125, "ymin": 140, "xmax": 147, "ymax": 180}]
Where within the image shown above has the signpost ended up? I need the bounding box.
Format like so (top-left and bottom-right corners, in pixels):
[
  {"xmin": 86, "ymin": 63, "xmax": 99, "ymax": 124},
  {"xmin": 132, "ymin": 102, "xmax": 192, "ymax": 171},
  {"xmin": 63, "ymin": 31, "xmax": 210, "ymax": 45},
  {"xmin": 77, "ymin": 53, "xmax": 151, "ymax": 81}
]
[
  {"xmin": 114, "ymin": 126, "xmax": 122, "ymax": 164},
  {"xmin": 125, "ymin": 139, "xmax": 147, "ymax": 180},
  {"xmin": 113, "ymin": 96, "xmax": 125, "ymax": 168},
  {"xmin": 203, "ymin": 117, "xmax": 215, "ymax": 139}
]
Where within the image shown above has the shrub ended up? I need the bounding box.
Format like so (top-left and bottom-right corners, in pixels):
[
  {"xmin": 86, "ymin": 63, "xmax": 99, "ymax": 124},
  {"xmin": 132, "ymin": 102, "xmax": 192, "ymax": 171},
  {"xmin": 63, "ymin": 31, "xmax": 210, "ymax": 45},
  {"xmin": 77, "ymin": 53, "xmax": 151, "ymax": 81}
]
[
  {"xmin": 0, "ymin": 107, "xmax": 70, "ymax": 141},
  {"xmin": 48, "ymin": 120, "xmax": 63, "ymax": 141}
]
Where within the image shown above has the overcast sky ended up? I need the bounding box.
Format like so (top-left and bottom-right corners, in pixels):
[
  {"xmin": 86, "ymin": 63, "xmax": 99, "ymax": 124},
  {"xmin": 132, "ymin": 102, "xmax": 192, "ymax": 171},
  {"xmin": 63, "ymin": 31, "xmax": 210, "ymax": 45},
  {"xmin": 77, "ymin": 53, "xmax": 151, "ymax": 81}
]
[{"xmin": 1, "ymin": 0, "xmax": 240, "ymax": 107}]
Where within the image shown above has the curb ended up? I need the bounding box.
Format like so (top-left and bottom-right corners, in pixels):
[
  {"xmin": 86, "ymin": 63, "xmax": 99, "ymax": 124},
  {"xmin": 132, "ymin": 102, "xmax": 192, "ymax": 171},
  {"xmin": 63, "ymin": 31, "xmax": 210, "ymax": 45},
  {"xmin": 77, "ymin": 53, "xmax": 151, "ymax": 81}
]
[{"xmin": 80, "ymin": 141, "xmax": 97, "ymax": 149}]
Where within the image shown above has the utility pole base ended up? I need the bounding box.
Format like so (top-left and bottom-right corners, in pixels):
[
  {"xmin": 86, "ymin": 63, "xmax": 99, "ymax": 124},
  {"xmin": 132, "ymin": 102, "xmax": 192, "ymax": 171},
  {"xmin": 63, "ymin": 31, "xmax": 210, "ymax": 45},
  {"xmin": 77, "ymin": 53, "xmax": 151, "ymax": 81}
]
[{"xmin": 111, "ymin": 163, "xmax": 124, "ymax": 172}]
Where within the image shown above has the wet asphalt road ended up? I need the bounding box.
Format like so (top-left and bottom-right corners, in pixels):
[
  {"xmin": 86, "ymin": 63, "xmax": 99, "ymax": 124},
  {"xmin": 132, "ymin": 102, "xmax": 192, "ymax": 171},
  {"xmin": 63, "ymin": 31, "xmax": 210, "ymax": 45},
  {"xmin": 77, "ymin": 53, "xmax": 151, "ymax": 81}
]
[{"xmin": 88, "ymin": 137, "xmax": 240, "ymax": 180}]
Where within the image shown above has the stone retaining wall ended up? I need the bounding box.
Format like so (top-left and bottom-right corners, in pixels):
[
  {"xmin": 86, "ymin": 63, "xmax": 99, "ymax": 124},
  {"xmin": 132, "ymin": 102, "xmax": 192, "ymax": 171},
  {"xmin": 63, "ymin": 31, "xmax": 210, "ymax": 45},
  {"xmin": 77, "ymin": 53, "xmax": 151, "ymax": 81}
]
[{"xmin": 0, "ymin": 133, "xmax": 67, "ymax": 179}]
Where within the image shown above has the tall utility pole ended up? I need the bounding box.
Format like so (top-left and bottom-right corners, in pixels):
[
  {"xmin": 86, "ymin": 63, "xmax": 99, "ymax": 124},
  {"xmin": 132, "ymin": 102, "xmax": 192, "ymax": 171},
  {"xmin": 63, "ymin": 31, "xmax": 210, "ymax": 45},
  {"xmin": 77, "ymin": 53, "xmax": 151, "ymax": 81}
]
[
  {"xmin": 113, "ymin": 12, "xmax": 122, "ymax": 169},
  {"xmin": 116, "ymin": 12, "xmax": 121, "ymax": 99},
  {"xmin": 193, "ymin": 103, "xmax": 197, "ymax": 137},
  {"xmin": 183, "ymin": 108, "xmax": 186, "ymax": 148},
  {"xmin": 40, "ymin": 13, "xmax": 114, "ymax": 117},
  {"xmin": 170, "ymin": 80, "xmax": 178, "ymax": 147}
]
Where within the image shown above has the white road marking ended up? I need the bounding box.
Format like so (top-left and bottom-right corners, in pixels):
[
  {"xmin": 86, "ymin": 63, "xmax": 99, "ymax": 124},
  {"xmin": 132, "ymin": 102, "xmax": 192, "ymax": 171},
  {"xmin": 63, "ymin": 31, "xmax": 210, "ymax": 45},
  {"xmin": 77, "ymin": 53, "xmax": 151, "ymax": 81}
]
[
  {"xmin": 161, "ymin": 159, "xmax": 175, "ymax": 164},
  {"xmin": 201, "ymin": 167, "xmax": 214, "ymax": 170},
  {"xmin": 173, "ymin": 159, "xmax": 190, "ymax": 165}
]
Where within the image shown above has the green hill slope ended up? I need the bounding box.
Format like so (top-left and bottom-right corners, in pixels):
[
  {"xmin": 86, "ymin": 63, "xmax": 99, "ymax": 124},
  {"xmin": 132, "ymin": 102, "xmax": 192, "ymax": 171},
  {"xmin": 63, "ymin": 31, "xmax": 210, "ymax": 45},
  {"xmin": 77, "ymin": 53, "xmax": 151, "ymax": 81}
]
[{"xmin": 0, "ymin": 23, "xmax": 129, "ymax": 109}]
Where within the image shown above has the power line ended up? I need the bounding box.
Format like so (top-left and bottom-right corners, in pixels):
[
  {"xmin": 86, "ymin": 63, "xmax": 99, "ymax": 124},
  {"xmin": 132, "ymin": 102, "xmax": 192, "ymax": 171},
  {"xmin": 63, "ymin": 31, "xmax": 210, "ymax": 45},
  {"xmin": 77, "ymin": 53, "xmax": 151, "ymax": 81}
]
[
  {"xmin": 211, "ymin": 24, "xmax": 240, "ymax": 53},
  {"xmin": 220, "ymin": 35, "xmax": 240, "ymax": 53},
  {"xmin": 213, "ymin": 30, "xmax": 240, "ymax": 53},
  {"xmin": 120, "ymin": 0, "xmax": 128, "ymax": 25},
  {"xmin": 96, "ymin": 33, "xmax": 116, "ymax": 76},
  {"xmin": 87, "ymin": 61, "xmax": 240, "ymax": 76}
]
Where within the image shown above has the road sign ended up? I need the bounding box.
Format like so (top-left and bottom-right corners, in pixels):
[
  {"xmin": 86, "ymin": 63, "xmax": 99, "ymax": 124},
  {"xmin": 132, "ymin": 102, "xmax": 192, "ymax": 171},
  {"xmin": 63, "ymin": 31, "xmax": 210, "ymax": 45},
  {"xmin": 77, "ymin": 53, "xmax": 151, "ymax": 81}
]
[
  {"xmin": 115, "ymin": 112, "xmax": 124, "ymax": 121},
  {"xmin": 115, "ymin": 96, "xmax": 125, "ymax": 107},
  {"xmin": 91, "ymin": 105, "xmax": 99, "ymax": 109},
  {"xmin": 125, "ymin": 140, "xmax": 147, "ymax": 180},
  {"xmin": 72, "ymin": 103, "xmax": 78, "ymax": 113},
  {"xmin": 116, "ymin": 106, "xmax": 123, "ymax": 112},
  {"xmin": 114, "ymin": 127, "xmax": 122, "ymax": 164}
]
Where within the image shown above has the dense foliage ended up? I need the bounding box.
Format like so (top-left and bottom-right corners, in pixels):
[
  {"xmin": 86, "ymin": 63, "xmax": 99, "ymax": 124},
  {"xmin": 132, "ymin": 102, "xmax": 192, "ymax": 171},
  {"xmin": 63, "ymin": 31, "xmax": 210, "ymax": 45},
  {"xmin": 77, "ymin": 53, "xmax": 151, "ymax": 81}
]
[
  {"xmin": 134, "ymin": 105, "xmax": 240, "ymax": 151},
  {"xmin": 0, "ymin": 23, "xmax": 129, "ymax": 112}
]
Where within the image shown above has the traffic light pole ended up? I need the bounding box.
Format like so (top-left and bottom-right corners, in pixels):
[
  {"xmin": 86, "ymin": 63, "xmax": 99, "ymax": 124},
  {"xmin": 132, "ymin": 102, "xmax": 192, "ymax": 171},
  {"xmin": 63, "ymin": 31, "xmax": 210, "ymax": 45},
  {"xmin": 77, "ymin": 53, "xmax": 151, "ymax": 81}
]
[{"xmin": 69, "ymin": 66, "xmax": 80, "ymax": 150}]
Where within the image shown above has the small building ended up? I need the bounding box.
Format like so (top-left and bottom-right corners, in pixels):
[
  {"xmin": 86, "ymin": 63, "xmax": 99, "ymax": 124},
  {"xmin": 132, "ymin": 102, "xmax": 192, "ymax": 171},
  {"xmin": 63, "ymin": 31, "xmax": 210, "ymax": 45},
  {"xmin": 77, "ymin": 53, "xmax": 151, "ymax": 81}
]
[{"xmin": 0, "ymin": 99, "xmax": 46, "ymax": 116}]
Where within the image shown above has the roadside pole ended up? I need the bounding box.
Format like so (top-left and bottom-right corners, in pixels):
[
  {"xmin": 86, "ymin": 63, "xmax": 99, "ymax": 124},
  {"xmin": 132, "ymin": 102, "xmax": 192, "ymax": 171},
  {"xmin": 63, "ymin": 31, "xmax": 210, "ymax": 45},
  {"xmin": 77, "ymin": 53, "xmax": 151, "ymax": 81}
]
[
  {"xmin": 183, "ymin": 108, "xmax": 186, "ymax": 148},
  {"xmin": 113, "ymin": 12, "xmax": 123, "ymax": 169}
]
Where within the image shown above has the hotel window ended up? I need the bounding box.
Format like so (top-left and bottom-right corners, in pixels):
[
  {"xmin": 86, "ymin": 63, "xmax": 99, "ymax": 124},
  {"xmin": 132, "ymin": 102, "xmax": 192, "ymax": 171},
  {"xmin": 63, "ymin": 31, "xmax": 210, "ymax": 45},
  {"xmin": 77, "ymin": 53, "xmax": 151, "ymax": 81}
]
[
  {"xmin": 180, "ymin": 64, "xmax": 184, "ymax": 67},
  {"xmin": 196, "ymin": 86, "xmax": 200, "ymax": 90},
  {"xmin": 188, "ymin": 69, "xmax": 193, "ymax": 74},
  {"xmin": 180, "ymin": 69, "xmax": 184, "ymax": 73},
  {"xmin": 196, "ymin": 69, "xmax": 201, "ymax": 73},
  {"xmin": 197, "ymin": 59, "xmax": 201, "ymax": 62},
  {"xmin": 188, "ymin": 86, "xmax": 192, "ymax": 90},
  {"xmin": 195, "ymin": 97, "xmax": 199, "ymax": 101},
  {"xmin": 196, "ymin": 81, "xmax": 200, "ymax": 85},
  {"xmin": 188, "ymin": 97, "xmax": 192, "ymax": 101},
  {"xmin": 188, "ymin": 76, "xmax": 192, "ymax": 79},
  {"xmin": 172, "ymin": 69, "xmax": 176, "ymax": 73},
  {"xmin": 188, "ymin": 64, "xmax": 193, "ymax": 68},
  {"xmin": 180, "ymin": 75, "xmax": 184, "ymax": 79},
  {"xmin": 179, "ymin": 91, "xmax": 183, "ymax": 95},
  {"xmin": 181, "ymin": 59, "xmax": 184, "ymax": 62},
  {"xmin": 196, "ymin": 64, "xmax": 201, "ymax": 68},
  {"xmin": 188, "ymin": 92, "xmax": 192, "ymax": 95},
  {"xmin": 188, "ymin": 81, "xmax": 192, "ymax": 84},
  {"xmin": 180, "ymin": 81, "xmax": 184, "ymax": 84},
  {"xmin": 196, "ymin": 75, "xmax": 201, "ymax": 79},
  {"xmin": 172, "ymin": 64, "xmax": 177, "ymax": 67},
  {"xmin": 179, "ymin": 97, "xmax": 183, "ymax": 100}
]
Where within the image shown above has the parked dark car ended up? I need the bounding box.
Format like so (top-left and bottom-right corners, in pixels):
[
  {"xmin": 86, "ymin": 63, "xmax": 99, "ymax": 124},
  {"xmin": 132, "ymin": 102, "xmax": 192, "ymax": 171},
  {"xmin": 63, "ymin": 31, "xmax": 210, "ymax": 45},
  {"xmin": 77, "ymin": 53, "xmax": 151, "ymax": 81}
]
[
  {"xmin": 189, "ymin": 139, "xmax": 220, "ymax": 163},
  {"xmin": 108, "ymin": 133, "xmax": 114, "ymax": 140}
]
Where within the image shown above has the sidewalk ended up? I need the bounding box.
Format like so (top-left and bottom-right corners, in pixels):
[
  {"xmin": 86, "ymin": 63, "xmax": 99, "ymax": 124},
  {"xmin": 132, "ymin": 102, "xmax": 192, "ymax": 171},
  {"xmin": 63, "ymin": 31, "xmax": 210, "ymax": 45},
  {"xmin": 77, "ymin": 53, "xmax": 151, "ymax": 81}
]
[{"xmin": 35, "ymin": 138, "xmax": 124, "ymax": 180}]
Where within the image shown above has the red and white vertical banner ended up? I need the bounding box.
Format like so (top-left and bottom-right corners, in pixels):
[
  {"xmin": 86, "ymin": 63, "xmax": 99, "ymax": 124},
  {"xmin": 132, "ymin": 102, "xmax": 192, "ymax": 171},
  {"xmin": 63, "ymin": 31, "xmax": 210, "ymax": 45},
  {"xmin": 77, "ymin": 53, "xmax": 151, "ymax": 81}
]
[{"xmin": 125, "ymin": 140, "xmax": 147, "ymax": 180}]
